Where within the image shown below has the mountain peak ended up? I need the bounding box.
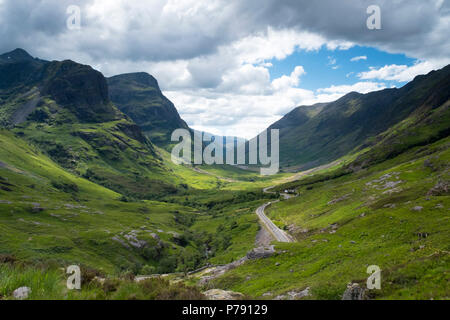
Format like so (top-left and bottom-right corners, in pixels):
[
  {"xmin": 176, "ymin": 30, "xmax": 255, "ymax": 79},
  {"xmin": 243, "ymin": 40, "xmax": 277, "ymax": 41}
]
[
  {"xmin": 107, "ymin": 72, "xmax": 189, "ymax": 147},
  {"xmin": 0, "ymin": 48, "xmax": 33, "ymax": 62},
  {"xmin": 108, "ymin": 72, "xmax": 160, "ymax": 90}
]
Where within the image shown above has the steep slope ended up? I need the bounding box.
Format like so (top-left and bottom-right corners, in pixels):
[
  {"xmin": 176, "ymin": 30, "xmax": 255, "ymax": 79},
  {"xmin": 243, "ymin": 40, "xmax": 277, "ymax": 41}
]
[
  {"xmin": 107, "ymin": 73, "xmax": 189, "ymax": 148},
  {"xmin": 0, "ymin": 129, "xmax": 201, "ymax": 274},
  {"xmin": 0, "ymin": 49, "xmax": 180, "ymax": 199},
  {"xmin": 208, "ymin": 87, "xmax": 450, "ymax": 299},
  {"xmin": 210, "ymin": 135, "xmax": 449, "ymax": 299},
  {"xmin": 263, "ymin": 65, "xmax": 450, "ymax": 170}
]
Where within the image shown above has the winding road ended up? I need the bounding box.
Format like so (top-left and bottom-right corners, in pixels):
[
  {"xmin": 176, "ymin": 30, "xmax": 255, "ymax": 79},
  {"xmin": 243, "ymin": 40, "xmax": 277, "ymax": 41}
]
[{"xmin": 256, "ymin": 186, "xmax": 295, "ymax": 243}]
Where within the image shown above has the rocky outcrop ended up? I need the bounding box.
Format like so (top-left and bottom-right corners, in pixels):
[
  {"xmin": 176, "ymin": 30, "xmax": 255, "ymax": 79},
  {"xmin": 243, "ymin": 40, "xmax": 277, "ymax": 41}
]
[
  {"xmin": 342, "ymin": 283, "xmax": 367, "ymax": 300},
  {"xmin": 107, "ymin": 72, "xmax": 189, "ymax": 146},
  {"xmin": 246, "ymin": 245, "xmax": 275, "ymax": 260},
  {"xmin": 274, "ymin": 287, "xmax": 311, "ymax": 300},
  {"xmin": 41, "ymin": 60, "xmax": 116, "ymax": 123},
  {"xmin": 203, "ymin": 289, "xmax": 244, "ymax": 300},
  {"xmin": 427, "ymin": 181, "xmax": 449, "ymax": 196},
  {"xmin": 198, "ymin": 257, "xmax": 247, "ymax": 286}
]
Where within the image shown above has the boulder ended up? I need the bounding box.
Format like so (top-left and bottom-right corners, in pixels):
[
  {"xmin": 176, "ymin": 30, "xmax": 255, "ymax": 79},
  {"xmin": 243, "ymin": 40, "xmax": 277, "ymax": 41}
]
[
  {"xmin": 203, "ymin": 289, "xmax": 244, "ymax": 300},
  {"xmin": 342, "ymin": 283, "xmax": 366, "ymax": 300},
  {"xmin": 246, "ymin": 245, "xmax": 275, "ymax": 260},
  {"xmin": 427, "ymin": 181, "xmax": 449, "ymax": 196},
  {"xmin": 274, "ymin": 287, "xmax": 311, "ymax": 300},
  {"xmin": 13, "ymin": 286, "xmax": 31, "ymax": 300}
]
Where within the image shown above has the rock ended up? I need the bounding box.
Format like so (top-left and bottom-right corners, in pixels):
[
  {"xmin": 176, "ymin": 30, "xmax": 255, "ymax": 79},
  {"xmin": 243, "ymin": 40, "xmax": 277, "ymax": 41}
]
[
  {"xmin": 350, "ymin": 240, "xmax": 356, "ymax": 244},
  {"xmin": 198, "ymin": 257, "xmax": 248, "ymax": 285},
  {"xmin": 203, "ymin": 289, "xmax": 244, "ymax": 300},
  {"xmin": 427, "ymin": 181, "xmax": 449, "ymax": 196},
  {"xmin": 382, "ymin": 187, "xmax": 402, "ymax": 195},
  {"xmin": 124, "ymin": 232, "xmax": 148, "ymax": 248},
  {"xmin": 275, "ymin": 287, "xmax": 311, "ymax": 300},
  {"xmin": 13, "ymin": 287, "xmax": 31, "ymax": 300},
  {"xmin": 412, "ymin": 206, "xmax": 423, "ymax": 211},
  {"xmin": 246, "ymin": 245, "xmax": 275, "ymax": 260},
  {"xmin": 382, "ymin": 180, "xmax": 403, "ymax": 189},
  {"xmin": 289, "ymin": 287, "xmax": 311, "ymax": 299},
  {"xmin": 275, "ymin": 262, "xmax": 280, "ymax": 266},
  {"xmin": 262, "ymin": 292, "xmax": 272, "ymax": 297},
  {"xmin": 30, "ymin": 203, "xmax": 44, "ymax": 213},
  {"xmin": 328, "ymin": 193, "xmax": 351, "ymax": 205},
  {"xmin": 149, "ymin": 232, "xmax": 160, "ymax": 240},
  {"xmin": 112, "ymin": 236, "xmax": 130, "ymax": 249},
  {"xmin": 342, "ymin": 283, "xmax": 366, "ymax": 300},
  {"xmin": 435, "ymin": 204, "xmax": 444, "ymax": 209}
]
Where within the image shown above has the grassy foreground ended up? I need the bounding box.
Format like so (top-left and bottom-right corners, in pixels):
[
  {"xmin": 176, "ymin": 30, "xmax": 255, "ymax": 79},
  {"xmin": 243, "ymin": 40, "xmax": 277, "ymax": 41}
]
[{"xmin": 206, "ymin": 137, "xmax": 450, "ymax": 299}]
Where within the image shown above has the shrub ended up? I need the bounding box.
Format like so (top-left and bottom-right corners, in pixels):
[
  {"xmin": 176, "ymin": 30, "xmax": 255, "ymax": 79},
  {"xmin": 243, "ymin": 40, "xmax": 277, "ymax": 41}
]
[{"xmin": 51, "ymin": 180, "xmax": 79, "ymax": 193}]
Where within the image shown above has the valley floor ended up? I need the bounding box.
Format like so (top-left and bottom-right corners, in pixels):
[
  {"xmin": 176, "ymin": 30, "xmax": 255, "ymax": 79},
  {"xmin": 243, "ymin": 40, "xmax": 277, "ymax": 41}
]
[{"xmin": 0, "ymin": 129, "xmax": 449, "ymax": 300}]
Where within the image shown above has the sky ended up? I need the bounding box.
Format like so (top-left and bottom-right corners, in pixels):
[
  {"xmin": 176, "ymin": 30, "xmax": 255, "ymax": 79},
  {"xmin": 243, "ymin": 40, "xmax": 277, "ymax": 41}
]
[{"xmin": 0, "ymin": 0, "xmax": 449, "ymax": 138}]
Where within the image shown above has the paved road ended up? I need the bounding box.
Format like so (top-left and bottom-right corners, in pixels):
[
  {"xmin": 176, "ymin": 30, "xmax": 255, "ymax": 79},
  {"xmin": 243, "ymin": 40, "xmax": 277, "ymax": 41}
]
[
  {"xmin": 255, "ymin": 201, "xmax": 293, "ymax": 242},
  {"xmin": 256, "ymin": 186, "xmax": 295, "ymax": 243}
]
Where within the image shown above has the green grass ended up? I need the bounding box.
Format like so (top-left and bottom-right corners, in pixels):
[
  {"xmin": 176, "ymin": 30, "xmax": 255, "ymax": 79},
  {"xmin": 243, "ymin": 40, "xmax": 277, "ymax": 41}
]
[
  {"xmin": 0, "ymin": 261, "xmax": 204, "ymax": 300},
  {"xmin": 0, "ymin": 129, "xmax": 204, "ymax": 274},
  {"xmin": 206, "ymin": 136, "xmax": 450, "ymax": 299}
]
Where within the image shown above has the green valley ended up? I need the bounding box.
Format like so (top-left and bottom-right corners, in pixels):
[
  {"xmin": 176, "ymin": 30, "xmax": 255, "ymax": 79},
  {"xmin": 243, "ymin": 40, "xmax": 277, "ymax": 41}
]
[{"xmin": 0, "ymin": 48, "xmax": 448, "ymax": 301}]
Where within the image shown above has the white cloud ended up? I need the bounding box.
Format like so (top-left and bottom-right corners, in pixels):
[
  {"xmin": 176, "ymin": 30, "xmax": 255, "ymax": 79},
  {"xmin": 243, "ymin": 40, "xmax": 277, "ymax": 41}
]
[
  {"xmin": 358, "ymin": 59, "xmax": 450, "ymax": 82},
  {"xmin": 350, "ymin": 55, "xmax": 367, "ymax": 62},
  {"xmin": 271, "ymin": 66, "xmax": 305, "ymax": 91},
  {"xmin": 1, "ymin": 0, "xmax": 448, "ymax": 138},
  {"xmin": 165, "ymin": 78, "xmax": 389, "ymax": 139}
]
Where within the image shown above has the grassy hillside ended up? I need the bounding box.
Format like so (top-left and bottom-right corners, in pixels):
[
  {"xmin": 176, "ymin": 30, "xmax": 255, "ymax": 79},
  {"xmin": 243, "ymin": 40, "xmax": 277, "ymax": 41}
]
[
  {"xmin": 0, "ymin": 127, "xmax": 280, "ymax": 277},
  {"xmin": 206, "ymin": 128, "xmax": 449, "ymax": 299},
  {"xmin": 0, "ymin": 129, "xmax": 204, "ymax": 274}
]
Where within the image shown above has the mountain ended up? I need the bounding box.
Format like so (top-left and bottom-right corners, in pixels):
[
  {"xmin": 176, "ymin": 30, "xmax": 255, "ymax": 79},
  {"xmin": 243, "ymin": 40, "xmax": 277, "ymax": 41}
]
[
  {"xmin": 0, "ymin": 49, "xmax": 180, "ymax": 199},
  {"xmin": 0, "ymin": 49, "xmax": 272, "ymax": 281},
  {"xmin": 264, "ymin": 65, "xmax": 450, "ymax": 170},
  {"xmin": 0, "ymin": 48, "xmax": 118, "ymax": 125},
  {"xmin": 107, "ymin": 72, "xmax": 189, "ymax": 148}
]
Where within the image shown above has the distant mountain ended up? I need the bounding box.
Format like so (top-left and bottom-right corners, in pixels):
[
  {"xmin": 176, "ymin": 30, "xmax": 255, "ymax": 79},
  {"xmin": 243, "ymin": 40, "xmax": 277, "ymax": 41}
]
[
  {"xmin": 262, "ymin": 64, "xmax": 450, "ymax": 170},
  {"xmin": 107, "ymin": 72, "xmax": 189, "ymax": 148}
]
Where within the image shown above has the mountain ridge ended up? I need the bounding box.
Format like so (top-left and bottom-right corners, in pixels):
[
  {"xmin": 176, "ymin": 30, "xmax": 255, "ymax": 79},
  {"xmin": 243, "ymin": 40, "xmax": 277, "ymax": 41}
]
[
  {"xmin": 107, "ymin": 72, "xmax": 189, "ymax": 148},
  {"xmin": 260, "ymin": 64, "xmax": 450, "ymax": 170}
]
